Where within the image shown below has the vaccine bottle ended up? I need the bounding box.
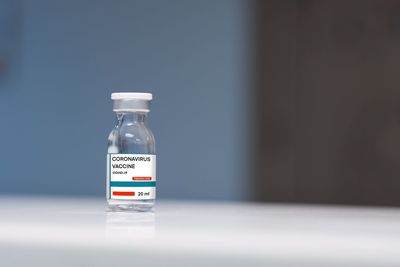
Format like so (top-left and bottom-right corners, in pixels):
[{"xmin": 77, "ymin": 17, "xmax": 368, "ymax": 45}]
[{"xmin": 107, "ymin": 92, "xmax": 156, "ymax": 212}]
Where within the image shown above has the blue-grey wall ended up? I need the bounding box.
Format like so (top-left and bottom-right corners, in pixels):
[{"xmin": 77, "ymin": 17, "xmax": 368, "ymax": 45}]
[{"xmin": 0, "ymin": 0, "xmax": 251, "ymax": 200}]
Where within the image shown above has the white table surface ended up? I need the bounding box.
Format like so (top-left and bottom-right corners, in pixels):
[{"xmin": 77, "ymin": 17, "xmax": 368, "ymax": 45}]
[{"xmin": 1, "ymin": 196, "xmax": 400, "ymax": 267}]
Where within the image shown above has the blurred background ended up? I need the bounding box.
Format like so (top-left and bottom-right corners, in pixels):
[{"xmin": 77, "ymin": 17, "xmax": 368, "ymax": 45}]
[{"xmin": 1, "ymin": 0, "xmax": 400, "ymax": 206}]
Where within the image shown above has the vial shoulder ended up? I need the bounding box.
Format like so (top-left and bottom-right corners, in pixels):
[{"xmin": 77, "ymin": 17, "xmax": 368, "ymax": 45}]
[
  {"xmin": 108, "ymin": 124, "xmax": 155, "ymax": 153},
  {"xmin": 107, "ymin": 127, "xmax": 119, "ymax": 153}
]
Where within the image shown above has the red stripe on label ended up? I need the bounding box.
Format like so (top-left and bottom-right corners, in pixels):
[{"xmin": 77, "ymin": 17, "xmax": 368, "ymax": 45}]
[
  {"xmin": 132, "ymin": 177, "xmax": 152, "ymax": 180},
  {"xmin": 113, "ymin": 191, "xmax": 135, "ymax": 196}
]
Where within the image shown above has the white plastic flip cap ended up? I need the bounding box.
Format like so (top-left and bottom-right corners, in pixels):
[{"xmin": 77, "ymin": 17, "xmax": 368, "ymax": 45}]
[
  {"xmin": 111, "ymin": 92, "xmax": 152, "ymax": 101},
  {"xmin": 111, "ymin": 92, "xmax": 153, "ymax": 112}
]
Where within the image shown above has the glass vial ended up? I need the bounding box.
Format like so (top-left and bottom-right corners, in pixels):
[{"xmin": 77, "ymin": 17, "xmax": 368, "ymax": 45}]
[{"xmin": 107, "ymin": 92, "xmax": 156, "ymax": 212}]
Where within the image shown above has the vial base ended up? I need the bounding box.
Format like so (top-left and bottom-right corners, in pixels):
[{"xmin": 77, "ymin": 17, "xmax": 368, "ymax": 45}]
[{"xmin": 107, "ymin": 199, "xmax": 155, "ymax": 212}]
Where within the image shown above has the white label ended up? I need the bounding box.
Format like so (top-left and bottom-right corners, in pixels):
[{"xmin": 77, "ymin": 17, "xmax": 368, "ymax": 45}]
[{"xmin": 107, "ymin": 154, "xmax": 156, "ymax": 200}]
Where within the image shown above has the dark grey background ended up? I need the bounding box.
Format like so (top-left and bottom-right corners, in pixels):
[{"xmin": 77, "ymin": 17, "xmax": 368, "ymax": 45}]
[{"xmin": 254, "ymin": 0, "xmax": 400, "ymax": 206}]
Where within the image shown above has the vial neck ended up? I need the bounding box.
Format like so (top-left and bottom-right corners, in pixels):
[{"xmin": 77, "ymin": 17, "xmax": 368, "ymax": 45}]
[{"xmin": 116, "ymin": 112, "xmax": 148, "ymax": 124}]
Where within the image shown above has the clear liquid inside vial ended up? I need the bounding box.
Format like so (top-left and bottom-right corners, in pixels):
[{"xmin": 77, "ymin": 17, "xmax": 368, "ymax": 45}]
[{"xmin": 107, "ymin": 112, "xmax": 155, "ymax": 212}]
